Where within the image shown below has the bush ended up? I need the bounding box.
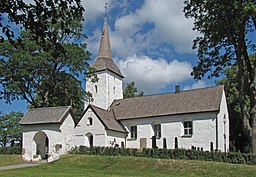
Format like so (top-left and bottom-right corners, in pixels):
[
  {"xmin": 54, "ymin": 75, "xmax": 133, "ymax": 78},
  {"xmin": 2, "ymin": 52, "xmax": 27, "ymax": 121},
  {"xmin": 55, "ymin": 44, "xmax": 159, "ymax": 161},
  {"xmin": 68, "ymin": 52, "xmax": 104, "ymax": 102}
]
[
  {"xmin": 71, "ymin": 146, "xmax": 256, "ymax": 165},
  {"xmin": 0, "ymin": 146, "xmax": 21, "ymax": 154}
]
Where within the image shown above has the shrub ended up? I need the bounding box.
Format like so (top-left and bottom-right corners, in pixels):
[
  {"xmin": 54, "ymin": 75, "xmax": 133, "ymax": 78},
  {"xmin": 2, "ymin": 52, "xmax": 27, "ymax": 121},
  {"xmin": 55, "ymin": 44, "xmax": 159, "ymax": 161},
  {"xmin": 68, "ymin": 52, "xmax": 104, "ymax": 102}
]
[
  {"xmin": 71, "ymin": 146, "xmax": 256, "ymax": 165},
  {"xmin": 0, "ymin": 146, "xmax": 21, "ymax": 154}
]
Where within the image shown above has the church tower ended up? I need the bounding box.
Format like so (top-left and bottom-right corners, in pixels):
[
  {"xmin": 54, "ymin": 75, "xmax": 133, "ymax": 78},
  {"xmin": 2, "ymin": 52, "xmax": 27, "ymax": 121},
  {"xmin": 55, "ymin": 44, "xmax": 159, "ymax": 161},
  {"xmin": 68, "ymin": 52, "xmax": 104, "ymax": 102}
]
[{"xmin": 85, "ymin": 16, "xmax": 124, "ymax": 110}]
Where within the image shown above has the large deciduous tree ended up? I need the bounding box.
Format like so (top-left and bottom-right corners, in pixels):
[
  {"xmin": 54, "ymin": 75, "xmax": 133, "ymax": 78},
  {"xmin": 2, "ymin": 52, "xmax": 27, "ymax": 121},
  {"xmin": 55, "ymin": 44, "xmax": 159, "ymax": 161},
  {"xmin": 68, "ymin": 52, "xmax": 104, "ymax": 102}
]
[
  {"xmin": 184, "ymin": 0, "xmax": 256, "ymax": 152},
  {"xmin": 0, "ymin": 111, "xmax": 23, "ymax": 147},
  {"xmin": 0, "ymin": 23, "xmax": 91, "ymax": 120},
  {"xmin": 0, "ymin": 0, "xmax": 91, "ymax": 120}
]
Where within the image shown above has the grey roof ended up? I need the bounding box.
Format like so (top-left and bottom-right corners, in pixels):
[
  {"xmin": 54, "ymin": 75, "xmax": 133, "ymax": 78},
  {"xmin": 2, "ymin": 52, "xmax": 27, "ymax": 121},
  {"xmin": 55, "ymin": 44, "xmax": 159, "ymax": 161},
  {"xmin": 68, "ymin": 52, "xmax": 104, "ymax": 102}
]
[
  {"xmin": 111, "ymin": 85, "xmax": 224, "ymax": 120},
  {"xmin": 90, "ymin": 105, "xmax": 127, "ymax": 133},
  {"xmin": 91, "ymin": 16, "xmax": 124, "ymax": 78},
  {"xmin": 20, "ymin": 106, "xmax": 72, "ymax": 125},
  {"xmin": 92, "ymin": 57, "xmax": 124, "ymax": 78}
]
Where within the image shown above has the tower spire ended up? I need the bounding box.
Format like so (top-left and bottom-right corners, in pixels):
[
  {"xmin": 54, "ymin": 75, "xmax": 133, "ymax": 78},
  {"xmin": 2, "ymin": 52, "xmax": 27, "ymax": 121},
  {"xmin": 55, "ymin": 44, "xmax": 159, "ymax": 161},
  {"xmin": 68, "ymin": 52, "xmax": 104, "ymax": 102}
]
[
  {"xmin": 91, "ymin": 15, "xmax": 124, "ymax": 78},
  {"xmin": 98, "ymin": 15, "xmax": 112, "ymax": 59}
]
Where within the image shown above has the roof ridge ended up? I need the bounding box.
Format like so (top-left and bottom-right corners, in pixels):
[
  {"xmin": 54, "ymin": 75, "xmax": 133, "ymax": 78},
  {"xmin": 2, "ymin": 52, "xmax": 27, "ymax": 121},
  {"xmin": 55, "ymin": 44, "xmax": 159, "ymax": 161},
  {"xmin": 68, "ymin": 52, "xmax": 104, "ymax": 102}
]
[
  {"xmin": 113, "ymin": 85, "xmax": 224, "ymax": 102},
  {"xmin": 91, "ymin": 104, "xmax": 109, "ymax": 112},
  {"xmin": 28, "ymin": 106, "xmax": 71, "ymax": 111}
]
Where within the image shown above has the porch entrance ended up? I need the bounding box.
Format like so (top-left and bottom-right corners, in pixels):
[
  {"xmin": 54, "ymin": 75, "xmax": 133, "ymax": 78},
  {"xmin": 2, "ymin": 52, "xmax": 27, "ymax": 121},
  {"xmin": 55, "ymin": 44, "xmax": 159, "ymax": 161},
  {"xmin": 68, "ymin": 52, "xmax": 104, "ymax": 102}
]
[{"xmin": 33, "ymin": 131, "xmax": 49, "ymax": 159}]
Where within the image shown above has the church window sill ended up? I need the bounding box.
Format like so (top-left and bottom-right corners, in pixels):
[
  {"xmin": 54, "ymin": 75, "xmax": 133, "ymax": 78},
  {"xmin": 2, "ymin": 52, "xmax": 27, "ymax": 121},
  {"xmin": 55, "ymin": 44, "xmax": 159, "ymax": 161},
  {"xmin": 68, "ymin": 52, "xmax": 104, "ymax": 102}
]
[
  {"xmin": 127, "ymin": 138, "xmax": 137, "ymax": 141},
  {"xmin": 181, "ymin": 135, "xmax": 192, "ymax": 138}
]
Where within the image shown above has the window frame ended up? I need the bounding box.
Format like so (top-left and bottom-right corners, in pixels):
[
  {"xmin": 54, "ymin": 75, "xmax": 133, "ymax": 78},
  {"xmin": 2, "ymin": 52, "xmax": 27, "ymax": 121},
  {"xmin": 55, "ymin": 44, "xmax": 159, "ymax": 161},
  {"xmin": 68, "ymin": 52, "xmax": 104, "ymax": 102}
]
[
  {"xmin": 130, "ymin": 126, "xmax": 137, "ymax": 139},
  {"xmin": 87, "ymin": 117, "xmax": 93, "ymax": 126},
  {"xmin": 183, "ymin": 121, "xmax": 193, "ymax": 136},
  {"xmin": 153, "ymin": 124, "xmax": 161, "ymax": 139}
]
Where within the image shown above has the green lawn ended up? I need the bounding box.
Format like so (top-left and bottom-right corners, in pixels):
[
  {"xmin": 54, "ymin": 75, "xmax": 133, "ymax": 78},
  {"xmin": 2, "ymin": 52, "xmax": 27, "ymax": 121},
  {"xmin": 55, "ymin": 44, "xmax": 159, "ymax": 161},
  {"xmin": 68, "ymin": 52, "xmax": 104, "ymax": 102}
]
[
  {"xmin": 0, "ymin": 154, "xmax": 256, "ymax": 177},
  {"xmin": 0, "ymin": 155, "xmax": 25, "ymax": 167}
]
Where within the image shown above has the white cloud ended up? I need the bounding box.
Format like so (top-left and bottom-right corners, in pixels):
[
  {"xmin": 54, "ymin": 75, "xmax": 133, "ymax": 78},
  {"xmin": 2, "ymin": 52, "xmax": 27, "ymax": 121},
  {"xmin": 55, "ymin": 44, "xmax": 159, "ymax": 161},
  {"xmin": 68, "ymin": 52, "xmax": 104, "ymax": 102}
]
[
  {"xmin": 110, "ymin": 0, "xmax": 197, "ymax": 58},
  {"xmin": 116, "ymin": 55, "xmax": 192, "ymax": 92},
  {"xmin": 85, "ymin": 0, "xmax": 197, "ymax": 58},
  {"xmin": 82, "ymin": 0, "xmax": 113, "ymax": 22},
  {"xmin": 183, "ymin": 80, "xmax": 209, "ymax": 90}
]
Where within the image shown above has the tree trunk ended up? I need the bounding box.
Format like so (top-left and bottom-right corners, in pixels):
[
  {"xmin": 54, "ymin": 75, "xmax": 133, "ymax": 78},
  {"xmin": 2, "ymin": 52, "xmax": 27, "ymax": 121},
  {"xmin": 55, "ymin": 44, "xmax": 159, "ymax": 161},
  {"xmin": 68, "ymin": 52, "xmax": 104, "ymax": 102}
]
[
  {"xmin": 44, "ymin": 91, "xmax": 49, "ymax": 107},
  {"xmin": 250, "ymin": 55, "xmax": 256, "ymax": 152},
  {"xmin": 235, "ymin": 31, "xmax": 251, "ymax": 151}
]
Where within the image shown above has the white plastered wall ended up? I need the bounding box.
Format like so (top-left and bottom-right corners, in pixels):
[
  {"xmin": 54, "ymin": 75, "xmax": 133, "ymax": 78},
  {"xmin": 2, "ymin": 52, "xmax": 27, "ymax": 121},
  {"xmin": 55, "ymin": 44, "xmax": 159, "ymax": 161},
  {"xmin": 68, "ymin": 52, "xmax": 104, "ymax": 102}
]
[
  {"xmin": 22, "ymin": 113, "xmax": 75, "ymax": 161},
  {"xmin": 216, "ymin": 90, "xmax": 229, "ymax": 152},
  {"xmin": 85, "ymin": 70, "xmax": 123, "ymax": 110},
  {"xmin": 121, "ymin": 112, "xmax": 219, "ymax": 151},
  {"xmin": 60, "ymin": 114, "xmax": 75, "ymax": 153},
  {"xmin": 106, "ymin": 130, "xmax": 126, "ymax": 147},
  {"xmin": 75, "ymin": 107, "xmax": 106, "ymax": 147}
]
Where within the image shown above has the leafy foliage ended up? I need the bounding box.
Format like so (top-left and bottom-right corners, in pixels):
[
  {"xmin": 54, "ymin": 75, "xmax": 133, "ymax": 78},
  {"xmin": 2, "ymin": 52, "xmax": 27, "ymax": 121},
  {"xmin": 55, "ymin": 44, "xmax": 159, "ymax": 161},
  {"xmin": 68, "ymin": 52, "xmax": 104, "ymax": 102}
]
[
  {"xmin": 184, "ymin": 0, "xmax": 256, "ymax": 152},
  {"xmin": 0, "ymin": 111, "xmax": 23, "ymax": 147},
  {"xmin": 0, "ymin": 146, "xmax": 21, "ymax": 154},
  {"xmin": 216, "ymin": 55, "xmax": 255, "ymax": 152},
  {"xmin": 123, "ymin": 81, "xmax": 144, "ymax": 99},
  {"xmin": 0, "ymin": 27, "xmax": 90, "ymax": 120},
  {"xmin": 0, "ymin": 1, "xmax": 91, "ymax": 120},
  {"xmin": 184, "ymin": 0, "xmax": 255, "ymax": 79},
  {"xmin": 0, "ymin": 0, "xmax": 84, "ymax": 49}
]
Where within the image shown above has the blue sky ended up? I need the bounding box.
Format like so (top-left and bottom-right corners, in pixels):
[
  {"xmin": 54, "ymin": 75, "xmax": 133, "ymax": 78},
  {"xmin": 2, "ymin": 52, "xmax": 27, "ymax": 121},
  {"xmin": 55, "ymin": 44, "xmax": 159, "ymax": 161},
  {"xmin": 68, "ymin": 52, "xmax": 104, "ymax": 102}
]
[{"xmin": 0, "ymin": 0, "xmax": 228, "ymax": 113}]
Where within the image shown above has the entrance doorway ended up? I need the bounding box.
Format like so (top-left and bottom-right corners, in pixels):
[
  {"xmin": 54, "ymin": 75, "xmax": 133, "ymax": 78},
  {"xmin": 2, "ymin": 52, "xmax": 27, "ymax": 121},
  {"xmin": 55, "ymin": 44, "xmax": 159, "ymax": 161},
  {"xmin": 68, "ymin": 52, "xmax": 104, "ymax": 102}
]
[
  {"xmin": 33, "ymin": 131, "xmax": 49, "ymax": 159},
  {"xmin": 86, "ymin": 133, "xmax": 93, "ymax": 147}
]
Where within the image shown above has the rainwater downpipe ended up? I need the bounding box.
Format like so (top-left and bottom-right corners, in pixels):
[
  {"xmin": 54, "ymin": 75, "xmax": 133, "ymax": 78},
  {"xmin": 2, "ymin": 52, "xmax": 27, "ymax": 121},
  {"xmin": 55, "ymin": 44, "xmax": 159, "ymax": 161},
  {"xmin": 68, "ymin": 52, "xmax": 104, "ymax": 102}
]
[{"xmin": 215, "ymin": 113, "xmax": 218, "ymax": 151}]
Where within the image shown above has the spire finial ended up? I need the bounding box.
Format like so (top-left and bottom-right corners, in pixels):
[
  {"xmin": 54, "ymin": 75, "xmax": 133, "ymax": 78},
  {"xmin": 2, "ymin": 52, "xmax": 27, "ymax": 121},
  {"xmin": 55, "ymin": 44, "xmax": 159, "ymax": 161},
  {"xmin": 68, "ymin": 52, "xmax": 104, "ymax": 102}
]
[{"xmin": 104, "ymin": 2, "xmax": 108, "ymax": 17}]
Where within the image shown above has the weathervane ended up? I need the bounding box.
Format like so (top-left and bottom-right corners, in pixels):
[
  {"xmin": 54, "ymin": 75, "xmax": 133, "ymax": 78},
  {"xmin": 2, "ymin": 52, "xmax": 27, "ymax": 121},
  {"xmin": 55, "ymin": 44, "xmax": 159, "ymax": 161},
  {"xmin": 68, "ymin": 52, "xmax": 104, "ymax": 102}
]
[{"xmin": 104, "ymin": 2, "xmax": 108, "ymax": 16}]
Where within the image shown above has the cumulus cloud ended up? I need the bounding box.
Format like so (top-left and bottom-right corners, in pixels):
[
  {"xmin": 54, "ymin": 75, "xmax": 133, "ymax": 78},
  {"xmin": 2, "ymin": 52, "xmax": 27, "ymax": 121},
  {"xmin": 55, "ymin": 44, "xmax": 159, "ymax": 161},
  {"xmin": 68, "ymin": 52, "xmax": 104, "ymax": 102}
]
[
  {"xmin": 85, "ymin": 0, "xmax": 197, "ymax": 58},
  {"xmin": 82, "ymin": 0, "xmax": 113, "ymax": 22},
  {"xmin": 183, "ymin": 80, "xmax": 209, "ymax": 91},
  {"xmin": 116, "ymin": 55, "xmax": 192, "ymax": 92},
  {"xmin": 110, "ymin": 0, "xmax": 197, "ymax": 58}
]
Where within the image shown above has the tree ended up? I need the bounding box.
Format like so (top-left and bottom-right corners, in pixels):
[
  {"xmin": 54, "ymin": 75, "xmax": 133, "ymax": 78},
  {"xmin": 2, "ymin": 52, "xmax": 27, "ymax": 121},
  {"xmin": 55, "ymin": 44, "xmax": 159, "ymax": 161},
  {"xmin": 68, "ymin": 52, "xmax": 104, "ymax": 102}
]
[
  {"xmin": 0, "ymin": 111, "xmax": 23, "ymax": 147},
  {"xmin": 0, "ymin": 0, "xmax": 84, "ymax": 51},
  {"xmin": 216, "ymin": 56, "xmax": 255, "ymax": 152},
  {"xmin": 123, "ymin": 81, "xmax": 144, "ymax": 99},
  {"xmin": 0, "ymin": 1, "xmax": 91, "ymax": 120},
  {"xmin": 184, "ymin": 0, "xmax": 256, "ymax": 152},
  {"xmin": 0, "ymin": 24, "xmax": 91, "ymax": 121}
]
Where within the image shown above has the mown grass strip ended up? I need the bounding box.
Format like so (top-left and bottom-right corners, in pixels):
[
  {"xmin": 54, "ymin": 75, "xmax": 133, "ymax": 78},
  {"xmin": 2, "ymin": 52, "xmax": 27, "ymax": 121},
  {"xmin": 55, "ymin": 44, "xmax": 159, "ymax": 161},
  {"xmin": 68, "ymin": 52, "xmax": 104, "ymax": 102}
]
[
  {"xmin": 0, "ymin": 155, "xmax": 24, "ymax": 167},
  {"xmin": 0, "ymin": 154, "xmax": 256, "ymax": 177}
]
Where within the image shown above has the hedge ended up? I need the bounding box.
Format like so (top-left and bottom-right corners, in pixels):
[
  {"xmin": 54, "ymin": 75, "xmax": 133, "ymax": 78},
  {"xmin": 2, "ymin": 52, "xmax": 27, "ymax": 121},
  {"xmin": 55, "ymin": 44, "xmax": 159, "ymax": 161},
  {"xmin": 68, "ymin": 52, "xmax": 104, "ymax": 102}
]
[
  {"xmin": 0, "ymin": 146, "xmax": 21, "ymax": 154},
  {"xmin": 71, "ymin": 146, "xmax": 256, "ymax": 165}
]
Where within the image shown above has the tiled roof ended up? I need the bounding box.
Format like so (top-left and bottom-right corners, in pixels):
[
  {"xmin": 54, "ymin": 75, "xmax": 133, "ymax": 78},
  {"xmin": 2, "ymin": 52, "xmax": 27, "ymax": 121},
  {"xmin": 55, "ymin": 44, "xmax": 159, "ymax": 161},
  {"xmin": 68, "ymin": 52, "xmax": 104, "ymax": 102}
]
[
  {"xmin": 90, "ymin": 105, "xmax": 127, "ymax": 133},
  {"xmin": 20, "ymin": 106, "xmax": 71, "ymax": 125},
  {"xmin": 92, "ymin": 57, "xmax": 124, "ymax": 78},
  {"xmin": 111, "ymin": 85, "xmax": 224, "ymax": 120}
]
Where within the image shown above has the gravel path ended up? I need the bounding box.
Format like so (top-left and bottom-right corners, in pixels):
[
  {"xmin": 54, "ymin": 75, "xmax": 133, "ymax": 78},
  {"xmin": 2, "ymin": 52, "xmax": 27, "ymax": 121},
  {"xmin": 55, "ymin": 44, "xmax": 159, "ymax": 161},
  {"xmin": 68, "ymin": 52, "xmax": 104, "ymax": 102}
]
[{"xmin": 0, "ymin": 163, "xmax": 41, "ymax": 171}]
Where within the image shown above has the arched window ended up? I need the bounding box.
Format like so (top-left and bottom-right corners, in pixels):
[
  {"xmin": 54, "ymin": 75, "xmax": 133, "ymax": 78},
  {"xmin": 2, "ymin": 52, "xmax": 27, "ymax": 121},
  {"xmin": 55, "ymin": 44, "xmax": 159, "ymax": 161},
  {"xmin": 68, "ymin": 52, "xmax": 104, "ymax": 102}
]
[
  {"xmin": 130, "ymin": 126, "xmax": 137, "ymax": 139},
  {"xmin": 87, "ymin": 117, "xmax": 93, "ymax": 126},
  {"xmin": 184, "ymin": 121, "xmax": 193, "ymax": 136},
  {"xmin": 153, "ymin": 124, "xmax": 161, "ymax": 138},
  {"xmin": 95, "ymin": 85, "xmax": 98, "ymax": 93}
]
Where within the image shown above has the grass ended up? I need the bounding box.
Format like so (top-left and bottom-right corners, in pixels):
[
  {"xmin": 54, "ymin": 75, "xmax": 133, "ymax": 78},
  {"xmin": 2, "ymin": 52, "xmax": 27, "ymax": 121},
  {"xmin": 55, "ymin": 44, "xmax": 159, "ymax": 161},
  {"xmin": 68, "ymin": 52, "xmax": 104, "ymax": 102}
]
[
  {"xmin": 0, "ymin": 154, "xmax": 256, "ymax": 177},
  {"xmin": 0, "ymin": 155, "xmax": 25, "ymax": 167}
]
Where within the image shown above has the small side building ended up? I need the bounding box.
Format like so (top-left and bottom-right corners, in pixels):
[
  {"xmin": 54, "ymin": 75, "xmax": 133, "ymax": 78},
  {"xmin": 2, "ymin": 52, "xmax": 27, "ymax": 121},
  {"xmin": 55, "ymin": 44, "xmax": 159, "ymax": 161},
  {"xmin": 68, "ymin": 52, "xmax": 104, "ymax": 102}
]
[{"xmin": 20, "ymin": 106, "xmax": 75, "ymax": 161}]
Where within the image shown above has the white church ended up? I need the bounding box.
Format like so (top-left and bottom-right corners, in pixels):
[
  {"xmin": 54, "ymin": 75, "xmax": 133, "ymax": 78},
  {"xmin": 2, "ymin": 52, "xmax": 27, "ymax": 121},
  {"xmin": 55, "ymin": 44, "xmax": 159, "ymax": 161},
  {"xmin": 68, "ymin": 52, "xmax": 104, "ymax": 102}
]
[{"xmin": 20, "ymin": 17, "xmax": 229, "ymax": 161}]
